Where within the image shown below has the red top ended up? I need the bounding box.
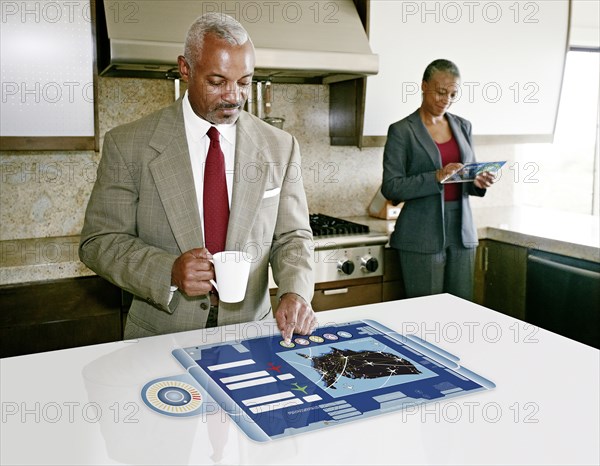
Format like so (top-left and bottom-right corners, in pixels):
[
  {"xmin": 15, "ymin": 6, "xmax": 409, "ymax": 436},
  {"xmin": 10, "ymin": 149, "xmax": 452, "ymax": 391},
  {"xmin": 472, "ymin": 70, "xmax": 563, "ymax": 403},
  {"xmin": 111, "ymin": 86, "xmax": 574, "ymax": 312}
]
[{"xmin": 436, "ymin": 136, "xmax": 461, "ymax": 202}]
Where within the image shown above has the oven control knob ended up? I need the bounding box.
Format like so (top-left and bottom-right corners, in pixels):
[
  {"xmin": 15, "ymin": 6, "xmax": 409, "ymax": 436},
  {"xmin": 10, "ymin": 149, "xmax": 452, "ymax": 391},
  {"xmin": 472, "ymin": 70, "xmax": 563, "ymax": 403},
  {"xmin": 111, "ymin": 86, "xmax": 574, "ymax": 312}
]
[
  {"xmin": 360, "ymin": 255, "xmax": 379, "ymax": 273},
  {"xmin": 337, "ymin": 259, "xmax": 355, "ymax": 275}
]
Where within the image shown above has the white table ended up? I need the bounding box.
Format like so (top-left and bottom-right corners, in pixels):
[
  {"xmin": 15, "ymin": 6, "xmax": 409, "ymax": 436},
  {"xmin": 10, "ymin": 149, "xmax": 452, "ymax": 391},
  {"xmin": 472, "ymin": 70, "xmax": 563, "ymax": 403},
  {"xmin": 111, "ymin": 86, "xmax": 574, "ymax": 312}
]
[{"xmin": 1, "ymin": 294, "xmax": 598, "ymax": 465}]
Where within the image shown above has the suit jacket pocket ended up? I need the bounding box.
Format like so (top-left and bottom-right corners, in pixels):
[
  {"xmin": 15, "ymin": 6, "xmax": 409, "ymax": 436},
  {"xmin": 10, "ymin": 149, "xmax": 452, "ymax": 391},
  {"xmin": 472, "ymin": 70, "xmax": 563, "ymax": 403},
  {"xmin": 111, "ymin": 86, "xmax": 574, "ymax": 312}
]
[
  {"xmin": 261, "ymin": 188, "xmax": 280, "ymax": 208},
  {"xmin": 253, "ymin": 190, "xmax": 280, "ymax": 249},
  {"xmin": 263, "ymin": 187, "xmax": 281, "ymax": 199}
]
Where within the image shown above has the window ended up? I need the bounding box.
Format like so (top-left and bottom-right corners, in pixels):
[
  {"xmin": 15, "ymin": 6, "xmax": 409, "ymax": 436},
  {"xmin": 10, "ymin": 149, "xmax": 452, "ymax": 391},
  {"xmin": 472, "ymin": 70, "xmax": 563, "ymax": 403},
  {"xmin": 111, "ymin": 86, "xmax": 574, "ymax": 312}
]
[{"xmin": 514, "ymin": 49, "xmax": 600, "ymax": 216}]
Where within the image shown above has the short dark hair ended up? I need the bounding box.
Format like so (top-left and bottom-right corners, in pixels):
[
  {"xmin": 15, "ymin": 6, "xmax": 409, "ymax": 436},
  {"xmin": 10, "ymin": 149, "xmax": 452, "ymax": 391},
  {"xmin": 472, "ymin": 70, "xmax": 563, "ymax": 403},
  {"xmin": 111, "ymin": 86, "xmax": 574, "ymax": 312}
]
[{"xmin": 422, "ymin": 59, "xmax": 461, "ymax": 82}]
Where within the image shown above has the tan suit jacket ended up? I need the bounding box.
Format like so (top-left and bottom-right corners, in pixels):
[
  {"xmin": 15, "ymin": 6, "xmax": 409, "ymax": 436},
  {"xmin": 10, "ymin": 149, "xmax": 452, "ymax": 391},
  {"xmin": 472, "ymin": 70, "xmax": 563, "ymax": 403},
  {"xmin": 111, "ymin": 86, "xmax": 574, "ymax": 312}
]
[{"xmin": 79, "ymin": 100, "xmax": 314, "ymax": 336}]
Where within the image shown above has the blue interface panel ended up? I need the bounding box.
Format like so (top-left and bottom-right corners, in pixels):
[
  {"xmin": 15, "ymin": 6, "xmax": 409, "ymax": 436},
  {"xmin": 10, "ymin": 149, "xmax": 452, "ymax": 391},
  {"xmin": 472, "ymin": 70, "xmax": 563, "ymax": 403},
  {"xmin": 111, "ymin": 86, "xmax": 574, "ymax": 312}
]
[{"xmin": 156, "ymin": 320, "xmax": 494, "ymax": 442}]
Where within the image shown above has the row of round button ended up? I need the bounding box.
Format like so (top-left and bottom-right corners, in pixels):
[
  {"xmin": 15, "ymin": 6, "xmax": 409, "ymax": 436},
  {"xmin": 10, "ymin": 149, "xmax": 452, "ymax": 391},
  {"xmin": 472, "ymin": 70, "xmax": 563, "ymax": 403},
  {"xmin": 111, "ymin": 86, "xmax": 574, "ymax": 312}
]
[{"xmin": 279, "ymin": 330, "xmax": 353, "ymax": 348}]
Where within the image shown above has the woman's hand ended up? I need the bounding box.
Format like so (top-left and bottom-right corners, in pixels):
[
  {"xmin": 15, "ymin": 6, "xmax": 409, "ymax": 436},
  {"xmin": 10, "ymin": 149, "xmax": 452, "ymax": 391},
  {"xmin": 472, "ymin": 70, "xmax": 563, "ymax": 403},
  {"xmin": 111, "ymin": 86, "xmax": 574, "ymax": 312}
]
[
  {"xmin": 474, "ymin": 171, "xmax": 496, "ymax": 189},
  {"xmin": 436, "ymin": 163, "xmax": 463, "ymax": 183}
]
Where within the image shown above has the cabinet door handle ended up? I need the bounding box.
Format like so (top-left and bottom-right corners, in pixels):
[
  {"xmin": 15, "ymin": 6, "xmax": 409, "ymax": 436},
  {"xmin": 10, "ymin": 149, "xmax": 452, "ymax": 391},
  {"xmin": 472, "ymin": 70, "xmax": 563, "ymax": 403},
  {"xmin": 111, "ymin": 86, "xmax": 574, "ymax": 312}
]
[
  {"xmin": 483, "ymin": 247, "xmax": 489, "ymax": 272},
  {"xmin": 528, "ymin": 254, "xmax": 600, "ymax": 279},
  {"xmin": 323, "ymin": 288, "xmax": 349, "ymax": 296}
]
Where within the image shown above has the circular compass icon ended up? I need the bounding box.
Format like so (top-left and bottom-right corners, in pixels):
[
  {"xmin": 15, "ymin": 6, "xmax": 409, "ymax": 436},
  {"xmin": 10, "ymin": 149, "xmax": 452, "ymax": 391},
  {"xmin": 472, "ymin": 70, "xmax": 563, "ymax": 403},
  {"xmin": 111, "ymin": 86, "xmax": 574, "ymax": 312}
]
[{"xmin": 142, "ymin": 380, "xmax": 203, "ymax": 415}]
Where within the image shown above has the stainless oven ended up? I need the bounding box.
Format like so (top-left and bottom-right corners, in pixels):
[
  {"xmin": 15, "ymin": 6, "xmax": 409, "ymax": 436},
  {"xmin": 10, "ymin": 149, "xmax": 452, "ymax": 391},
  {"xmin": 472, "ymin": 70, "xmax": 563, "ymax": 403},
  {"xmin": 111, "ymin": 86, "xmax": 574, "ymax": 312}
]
[
  {"xmin": 310, "ymin": 214, "xmax": 388, "ymax": 311},
  {"xmin": 269, "ymin": 214, "xmax": 389, "ymax": 312}
]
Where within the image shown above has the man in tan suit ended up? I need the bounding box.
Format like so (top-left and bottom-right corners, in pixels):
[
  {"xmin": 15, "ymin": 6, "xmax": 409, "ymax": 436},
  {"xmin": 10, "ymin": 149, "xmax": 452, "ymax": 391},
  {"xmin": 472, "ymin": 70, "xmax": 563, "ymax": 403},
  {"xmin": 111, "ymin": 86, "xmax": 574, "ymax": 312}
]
[{"xmin": 79, "ymin": 13, "xmax": 315, "ymax": 343}]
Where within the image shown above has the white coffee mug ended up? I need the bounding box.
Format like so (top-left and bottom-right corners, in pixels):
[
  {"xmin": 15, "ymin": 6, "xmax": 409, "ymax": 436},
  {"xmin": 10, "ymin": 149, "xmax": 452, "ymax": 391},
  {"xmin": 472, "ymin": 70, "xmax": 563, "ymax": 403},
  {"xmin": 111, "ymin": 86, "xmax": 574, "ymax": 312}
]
[{"xmin": 209, "ymin": 251, "xmax": 252, "ymax": 303}]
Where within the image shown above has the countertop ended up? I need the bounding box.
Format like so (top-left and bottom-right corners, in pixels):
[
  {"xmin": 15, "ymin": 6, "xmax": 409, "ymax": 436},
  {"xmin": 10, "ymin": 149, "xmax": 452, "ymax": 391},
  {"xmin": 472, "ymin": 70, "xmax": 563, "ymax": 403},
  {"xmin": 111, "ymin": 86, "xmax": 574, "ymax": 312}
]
[
  {"xmin": 347, "ymin": 205, "xmax": 600, "ymax": 263},
  {"xmin": 2, "ymin": 294, "xmax": 598, "ymax": 465},
  {"xmin": 1, "ymin": 206, "xmax": 598, "ymax": 285}
]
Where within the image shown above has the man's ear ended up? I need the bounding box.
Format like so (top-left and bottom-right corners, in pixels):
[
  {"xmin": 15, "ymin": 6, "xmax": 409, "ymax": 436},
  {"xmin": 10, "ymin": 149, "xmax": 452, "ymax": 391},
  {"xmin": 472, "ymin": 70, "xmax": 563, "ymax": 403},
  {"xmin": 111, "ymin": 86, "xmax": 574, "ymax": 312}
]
[{"xmin": 177, "ymin": 56, "xmax": 190, "ymax": 82}]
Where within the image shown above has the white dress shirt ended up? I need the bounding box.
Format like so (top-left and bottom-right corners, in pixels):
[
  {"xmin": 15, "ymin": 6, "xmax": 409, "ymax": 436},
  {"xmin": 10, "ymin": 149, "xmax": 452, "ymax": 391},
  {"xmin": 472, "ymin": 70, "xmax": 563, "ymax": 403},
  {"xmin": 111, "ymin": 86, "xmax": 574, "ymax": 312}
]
[
  {"xmin": 169, "ymin": 92, "xmax": 238, "ymax": 299},
  {"xmin": 182, "ymin": 91, "xmax": 236, "ymax": 228}
]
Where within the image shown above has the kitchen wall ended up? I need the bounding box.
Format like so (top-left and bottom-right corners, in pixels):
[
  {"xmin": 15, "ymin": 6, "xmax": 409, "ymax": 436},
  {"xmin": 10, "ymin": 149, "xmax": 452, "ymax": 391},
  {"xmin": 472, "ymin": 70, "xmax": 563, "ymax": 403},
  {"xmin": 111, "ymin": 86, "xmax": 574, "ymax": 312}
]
[
  {"xmin": 0, "ymin": 77, "xmax": 514, "ymax": 242},
  {"xmin": 3, "ymin": 0, "xmax": 597, "ymax": 244}
]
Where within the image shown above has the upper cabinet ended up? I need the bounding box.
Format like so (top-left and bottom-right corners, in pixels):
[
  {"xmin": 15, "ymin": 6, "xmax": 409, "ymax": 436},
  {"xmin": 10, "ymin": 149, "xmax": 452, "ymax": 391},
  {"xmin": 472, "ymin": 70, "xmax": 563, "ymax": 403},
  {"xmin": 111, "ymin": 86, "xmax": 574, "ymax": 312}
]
[
  {"xmin": 570, "ymin": 0, "xmax": 600, "ymax": 48},
  {"xmin": 0, "ymin": 0, "xmax": 96, "ymax": 150},
  {"xmin": 362, "ymin": 0, "xmax": 570, "ymax": 143}
]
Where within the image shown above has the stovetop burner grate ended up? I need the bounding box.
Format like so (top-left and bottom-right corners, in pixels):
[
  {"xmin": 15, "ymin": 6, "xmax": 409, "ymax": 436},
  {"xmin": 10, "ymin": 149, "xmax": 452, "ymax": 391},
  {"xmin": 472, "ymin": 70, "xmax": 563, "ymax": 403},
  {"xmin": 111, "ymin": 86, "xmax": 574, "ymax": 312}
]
[{"xmin": 309, "ymin": 213, "xmax": 370, "ymax": 237}]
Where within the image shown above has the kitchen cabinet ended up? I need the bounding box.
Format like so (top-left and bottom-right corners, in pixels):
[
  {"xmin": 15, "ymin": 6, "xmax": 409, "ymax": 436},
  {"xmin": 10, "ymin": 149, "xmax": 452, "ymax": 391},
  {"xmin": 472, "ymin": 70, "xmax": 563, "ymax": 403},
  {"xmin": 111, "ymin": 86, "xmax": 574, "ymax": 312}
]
[
  {"xmin": 382, "ymin": 247, "xmax": 406, "ymax": 302},
  {"xmin": 474, "ymin": 237, "xmax": 599, "ymax": 348},
  {"xmin": 0, "ymin": 276, "xmax": 122, "ymax": 357},
  {"xmin": 526, "ymin": 250, "xmax": 599, "ymax": 348},
  {"xmin": 328, "ymin": 0, "xmax": 369, "ymax": 146},
  {"xmin": 329, "ymin": 77, "xmax": 367, "ymax": 146},
  {"xmin": 363, "ymin": 0, "xmax": 569, "ymax": 143},
  {"xmin": 0, "ymin": 0, "xmax": 96, "ymax": 150},
  {"xmin": 474, "ymin": 239, "xmax": 527, "ymax": 321}
]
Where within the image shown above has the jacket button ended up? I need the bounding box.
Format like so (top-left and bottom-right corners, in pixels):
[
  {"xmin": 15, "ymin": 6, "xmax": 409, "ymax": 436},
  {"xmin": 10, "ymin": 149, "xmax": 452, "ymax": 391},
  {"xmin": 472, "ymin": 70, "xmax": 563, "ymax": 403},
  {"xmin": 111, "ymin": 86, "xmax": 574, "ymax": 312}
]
[{"xmin": 200, "ymin": 303, "xmax": 209, "ymax": 311}]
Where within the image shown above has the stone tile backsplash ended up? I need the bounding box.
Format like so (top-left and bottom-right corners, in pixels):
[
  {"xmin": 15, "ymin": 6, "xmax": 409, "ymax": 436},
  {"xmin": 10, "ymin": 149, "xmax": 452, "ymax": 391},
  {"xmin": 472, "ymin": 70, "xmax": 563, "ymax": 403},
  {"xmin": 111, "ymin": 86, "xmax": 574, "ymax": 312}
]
[
  {"xmin": 1, "ymin": 79, "xmax": 385, "ymax": 241},
  {"xmin": 0, "ymin": 78, "xmax": 513, "ymax": 241}
]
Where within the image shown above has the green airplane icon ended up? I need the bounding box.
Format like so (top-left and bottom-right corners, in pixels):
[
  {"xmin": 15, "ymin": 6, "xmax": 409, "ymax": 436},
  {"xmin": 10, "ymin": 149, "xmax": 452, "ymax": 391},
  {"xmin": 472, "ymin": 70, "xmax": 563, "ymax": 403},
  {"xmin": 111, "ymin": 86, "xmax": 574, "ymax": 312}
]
[{"xmin": 290, "ymin": 382, "xmax": 308, "ymax": 395}]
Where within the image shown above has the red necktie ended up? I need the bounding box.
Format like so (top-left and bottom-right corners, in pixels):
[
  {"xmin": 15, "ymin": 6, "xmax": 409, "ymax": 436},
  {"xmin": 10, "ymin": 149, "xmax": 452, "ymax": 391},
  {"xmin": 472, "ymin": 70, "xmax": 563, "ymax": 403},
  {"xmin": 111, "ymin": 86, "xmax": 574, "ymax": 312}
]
[{"xmin": 203, "ymin": 127, "xmax": 229, "ymax": 254}]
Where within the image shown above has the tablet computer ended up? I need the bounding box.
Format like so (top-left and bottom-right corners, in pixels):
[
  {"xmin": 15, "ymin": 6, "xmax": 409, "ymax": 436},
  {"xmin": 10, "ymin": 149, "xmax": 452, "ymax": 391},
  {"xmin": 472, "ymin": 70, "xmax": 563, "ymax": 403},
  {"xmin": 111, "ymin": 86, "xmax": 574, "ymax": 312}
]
[
  {"xmin": 441, "ymin": 161, "xmax": 506, "ymax": 183},
  {"xmin": 143, "ymin": 320, "xmax": 495, "ymax": 442}
]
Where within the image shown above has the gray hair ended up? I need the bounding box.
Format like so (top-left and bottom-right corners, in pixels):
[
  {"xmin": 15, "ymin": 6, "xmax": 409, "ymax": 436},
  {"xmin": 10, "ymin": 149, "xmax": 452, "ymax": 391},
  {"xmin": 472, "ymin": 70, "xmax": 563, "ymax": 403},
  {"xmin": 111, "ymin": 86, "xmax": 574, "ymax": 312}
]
[
  {"xmin": 422, "ymin": 59, "xmax": 461, "ymax": 82},
  {"xmin": 184, "ymin": 12, "xmax": 252, "ymax": 68}
]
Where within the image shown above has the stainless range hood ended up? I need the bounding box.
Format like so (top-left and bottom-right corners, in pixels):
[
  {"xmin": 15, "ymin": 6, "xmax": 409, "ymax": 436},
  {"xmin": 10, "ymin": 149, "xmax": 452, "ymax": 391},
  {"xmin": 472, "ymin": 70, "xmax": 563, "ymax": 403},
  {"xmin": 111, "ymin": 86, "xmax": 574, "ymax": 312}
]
[{"xmin": 96, "ymin": 0, "xmax": 379, "ymax": 84}]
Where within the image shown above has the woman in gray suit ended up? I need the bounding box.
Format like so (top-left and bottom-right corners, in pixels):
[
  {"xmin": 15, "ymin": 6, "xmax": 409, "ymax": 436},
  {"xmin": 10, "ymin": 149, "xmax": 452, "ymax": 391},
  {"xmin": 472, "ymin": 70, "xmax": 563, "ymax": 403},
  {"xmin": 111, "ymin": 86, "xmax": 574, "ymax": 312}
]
[{"xmin": 382, "ymin": 59, "xmax": 495, "ymax": 300}]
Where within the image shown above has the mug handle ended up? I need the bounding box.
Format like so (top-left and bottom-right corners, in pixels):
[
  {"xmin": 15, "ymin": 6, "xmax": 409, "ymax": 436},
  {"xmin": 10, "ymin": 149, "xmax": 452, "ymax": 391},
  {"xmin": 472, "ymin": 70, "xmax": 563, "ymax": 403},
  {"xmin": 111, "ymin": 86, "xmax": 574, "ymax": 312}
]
[{"xmin": 208, "ymin": 258, "xmax": 218, "ymax": 292}]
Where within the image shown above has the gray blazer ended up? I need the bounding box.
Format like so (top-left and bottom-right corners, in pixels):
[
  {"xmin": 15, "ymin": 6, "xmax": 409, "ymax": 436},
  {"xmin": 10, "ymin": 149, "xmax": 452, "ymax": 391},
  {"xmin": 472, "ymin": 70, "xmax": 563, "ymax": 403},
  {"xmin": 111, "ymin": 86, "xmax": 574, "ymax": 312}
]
[
  {"xmin": 79, "ymin": 100, "xmax": 314, "ymax": 336},
  {"xmin": 382, "ymin": 109, "xmax": 485, "ymax": 254}
]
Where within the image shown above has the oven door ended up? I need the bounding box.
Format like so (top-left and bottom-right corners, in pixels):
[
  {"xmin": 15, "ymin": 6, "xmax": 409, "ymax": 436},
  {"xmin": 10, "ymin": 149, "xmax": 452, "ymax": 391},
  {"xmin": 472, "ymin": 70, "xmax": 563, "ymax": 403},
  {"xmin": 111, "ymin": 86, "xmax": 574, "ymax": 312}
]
[
  {"xmin": 312, "ymin": 276, "xmax": 382, "ymax": 312},
  {"xmin": 268, "ymin": 276, "xmax": 382, "ymax": 312}
]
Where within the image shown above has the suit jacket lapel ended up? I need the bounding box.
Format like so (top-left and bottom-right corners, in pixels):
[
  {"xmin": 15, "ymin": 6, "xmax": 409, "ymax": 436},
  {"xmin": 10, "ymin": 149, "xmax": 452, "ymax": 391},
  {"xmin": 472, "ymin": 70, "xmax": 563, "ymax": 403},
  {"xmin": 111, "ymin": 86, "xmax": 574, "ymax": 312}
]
[
  {"xmin": 227, "ymin": 113, "xmax": 268, "ymax": 251},
  {"xmin": 407, "ymin": 110, "xmax": 442, "ymax": 169},
  {"xmin": 445, "ymin": 113, "xmax": 475, "ymax": 196},
  {"xmin": 148, "ymin": 101, "xmax": 204, "ymax": 254},
  {"xmin": 446, "ymin": 113, "xmax": 471, "ymax": 163}
]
